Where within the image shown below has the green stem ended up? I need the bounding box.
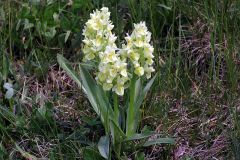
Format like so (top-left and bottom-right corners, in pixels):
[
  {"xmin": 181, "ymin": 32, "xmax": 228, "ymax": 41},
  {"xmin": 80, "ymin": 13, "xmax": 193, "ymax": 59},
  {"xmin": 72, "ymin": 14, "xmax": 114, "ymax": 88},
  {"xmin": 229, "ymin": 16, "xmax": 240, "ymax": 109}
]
[
  {"xmin": 113, "ymin": 93, "xmax": 122, "ymax": 159},
  {"xmin": 113, "ymin": 93, "xmax": 119, "ymax": 125},
  {"xmin": 115, "ymin": 141, "xmax": 122, "ymax": 159},
  {"xmin": 126, "ymin": 74, "xmax": 137, "ymax": 137}
]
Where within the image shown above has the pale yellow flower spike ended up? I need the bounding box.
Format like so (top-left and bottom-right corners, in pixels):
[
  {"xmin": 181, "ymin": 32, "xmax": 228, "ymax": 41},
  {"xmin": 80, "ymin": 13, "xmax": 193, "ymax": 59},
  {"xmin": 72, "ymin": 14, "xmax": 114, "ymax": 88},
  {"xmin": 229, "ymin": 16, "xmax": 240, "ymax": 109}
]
[
  {"xmin": 83, "ymin": 7, "xmax": 129, "ymax": 96},
  {"xmin": 121, "ymin": 21, "xmax": 155, "ymax": 79}
]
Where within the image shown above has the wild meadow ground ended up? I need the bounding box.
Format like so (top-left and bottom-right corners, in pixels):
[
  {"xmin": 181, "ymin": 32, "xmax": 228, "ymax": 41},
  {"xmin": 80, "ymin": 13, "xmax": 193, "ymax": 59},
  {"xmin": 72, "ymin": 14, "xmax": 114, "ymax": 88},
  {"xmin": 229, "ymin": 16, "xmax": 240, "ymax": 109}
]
[{"xmin": 0, "ymin": 0, "xmax": 240, "ymax": 159}]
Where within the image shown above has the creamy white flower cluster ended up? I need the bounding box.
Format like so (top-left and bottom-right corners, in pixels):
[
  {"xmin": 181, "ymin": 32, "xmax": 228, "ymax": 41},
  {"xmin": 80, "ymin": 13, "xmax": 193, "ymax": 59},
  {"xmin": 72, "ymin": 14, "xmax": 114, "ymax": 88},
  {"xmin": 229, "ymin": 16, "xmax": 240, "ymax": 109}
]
[
  {"xmin": 82, "ymin": 7, "xmax": 128, "ymax": 96},
  {"xmin": 82, "ymin": 8, "xmax": 155, "ymax": 95},
  {"xmin": 96, "ymin": 47, "xmax": 128, "ymax": 96},
  {"xmin": 82, "ymin": 7, "xmax": 116, "ymax": 61},
  {"xmin": 121, "ymin": 22, "xmax": 155, "ymax": 79}
]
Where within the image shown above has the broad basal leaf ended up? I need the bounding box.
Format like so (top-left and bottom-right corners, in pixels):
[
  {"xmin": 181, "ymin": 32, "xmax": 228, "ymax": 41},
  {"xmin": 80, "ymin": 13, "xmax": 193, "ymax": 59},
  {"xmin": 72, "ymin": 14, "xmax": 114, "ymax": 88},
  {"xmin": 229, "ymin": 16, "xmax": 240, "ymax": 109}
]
[
  {"xmin": 125, "ymin": 131, "xmax": 155, "ymax": 141},
  {"xmin": 98, "ymin": 136, "xmax": 110, "ymax": 159},
  {"xmin": 78, "ymin": 64, "xmax": 113, "ymax": 118},
  {"xmin": 143, "ymin": 137, "xmax": 175, "ymax": 147},
  {"xmin": 83, "ymin": 147, "xmax": 105, "ymax": 160}
]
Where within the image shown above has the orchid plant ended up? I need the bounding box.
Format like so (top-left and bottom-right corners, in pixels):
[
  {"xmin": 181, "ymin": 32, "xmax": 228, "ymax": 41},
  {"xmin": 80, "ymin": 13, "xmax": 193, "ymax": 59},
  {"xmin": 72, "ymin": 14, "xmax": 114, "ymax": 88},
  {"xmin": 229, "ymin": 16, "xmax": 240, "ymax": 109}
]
[{"xmin": 57, "ymin": 7, "xmax": 174, "ymax": 159}]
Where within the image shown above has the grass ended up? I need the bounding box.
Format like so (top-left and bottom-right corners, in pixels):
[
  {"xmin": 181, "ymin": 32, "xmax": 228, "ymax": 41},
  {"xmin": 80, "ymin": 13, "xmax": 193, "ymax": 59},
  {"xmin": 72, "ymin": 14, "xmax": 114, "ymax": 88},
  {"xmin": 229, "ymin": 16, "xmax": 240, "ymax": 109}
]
[{"xmin": 0, "ymin": 0, "xmax": 240, "ymax": 159}]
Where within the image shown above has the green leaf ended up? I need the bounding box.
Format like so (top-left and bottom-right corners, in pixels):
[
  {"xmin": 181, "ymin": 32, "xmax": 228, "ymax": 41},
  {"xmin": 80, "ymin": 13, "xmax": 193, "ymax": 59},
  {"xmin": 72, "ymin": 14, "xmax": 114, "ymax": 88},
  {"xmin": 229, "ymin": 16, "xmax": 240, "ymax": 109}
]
[
  {"xmin": 135, "ymin": 152, "xmax": 145, "ymax": 160},
  {"xmin": 143, "ymin": 137, "xmax": 175, "ymax": 147},
  {"xmin": 134, "ymin": 79, "xmax": 142, "ymax": 103},
  {"xmin": 126, "ymin": 74, "xmax": 138, "ymax": 136},
  {"xmin": 110, "ymin": 118, "xmax": 126, "ymax": 140},
  {"xmin": 53, "ymin": 12, "xmax": 59, "ymax": 23},
  {"xmin": 44, "ymin": 27, "xmax": 56, "ymax": 38},
  {"xmin": 98, "ymin": 136, "xmax": 110, "ymax": 159},
  {"xmin": 57, "ymin": 55, "xmax": 119, "ymax": 141},
  {"xmin": 125, "ymin": 131, "xmax": 155, "ymax": 141},
  {"xmin": 83, "ymin": 147, "xmax": 105, "ymax": 160},
  {"xmin": 135, "ymin": 74, "xmax": 158, "ymax": 112},
  {"xmin": 23, "ymin": 19, "xmax": 34, "ymax": 30},
  {"xmin": 57, "ymin": 54, "xmax": 85, "ymax": 92},
  {"xmin": 57, "ymin": 54, "xmax": 114, "ymax": 130},
  {"xmin": 126, "ymin": 74, "xmax": 157, "ymax": 137},
  {"xmin": 78, "ymin": 64, "xmax": 114, "ymax": 125},
  {"xmin": 78, "ymin": 64, "xmax": 125, "ymax": 146},
  {"xmin": 65, "ymin": 30, "xmax": 71, "ymax": 43}
]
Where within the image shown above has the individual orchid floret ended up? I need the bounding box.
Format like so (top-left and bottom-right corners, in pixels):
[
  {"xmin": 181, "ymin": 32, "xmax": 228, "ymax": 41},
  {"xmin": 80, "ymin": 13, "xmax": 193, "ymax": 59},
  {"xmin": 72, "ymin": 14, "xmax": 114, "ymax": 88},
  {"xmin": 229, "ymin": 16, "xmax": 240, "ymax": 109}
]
[{"xmin": 112, "ymin": 76, "xmax": 129, "ymax": 96}]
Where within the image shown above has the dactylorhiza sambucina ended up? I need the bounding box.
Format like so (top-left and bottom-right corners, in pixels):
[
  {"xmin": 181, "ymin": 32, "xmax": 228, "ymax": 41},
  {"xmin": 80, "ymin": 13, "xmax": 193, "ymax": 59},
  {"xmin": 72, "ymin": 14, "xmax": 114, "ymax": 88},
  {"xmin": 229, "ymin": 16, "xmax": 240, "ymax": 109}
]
[
  {"xmin": 57, "ymin": 7, "xmax": 170, "ymax": 159},
  {"xmin": 82, "ymin": 7, "xmax": 155, "ymax": 96}
]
